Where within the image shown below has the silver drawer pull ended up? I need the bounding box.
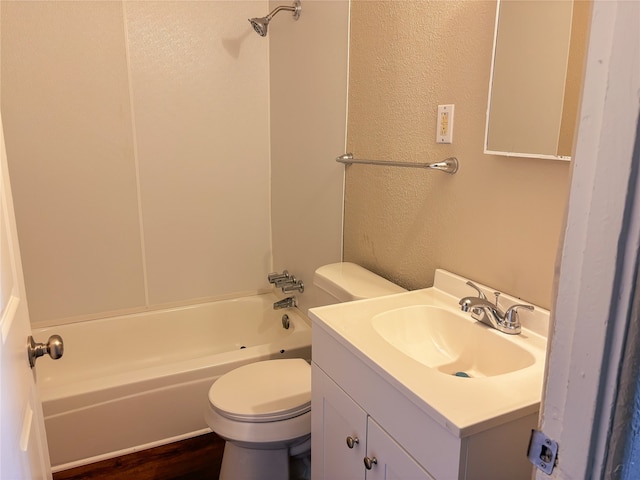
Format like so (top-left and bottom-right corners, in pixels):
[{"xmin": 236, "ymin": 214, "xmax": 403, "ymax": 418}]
[
  {"xmin": 346, "ymin": 435, "xmax": 359, "ymax": 449},
  {"xmin": 364, "ymin": 456, "xmax": 378, "ymax": 470}
]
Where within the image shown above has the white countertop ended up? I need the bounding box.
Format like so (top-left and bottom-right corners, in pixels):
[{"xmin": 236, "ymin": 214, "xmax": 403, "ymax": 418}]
[{"xmin": 309, "ymin": 269, "xmax": 549, "ymax": 437}]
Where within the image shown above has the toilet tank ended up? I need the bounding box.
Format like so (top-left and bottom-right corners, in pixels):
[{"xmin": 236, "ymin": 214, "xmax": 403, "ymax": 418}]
[{"xmin": 313, "ymin": 262, "xmax": 406, "ymax": 302}]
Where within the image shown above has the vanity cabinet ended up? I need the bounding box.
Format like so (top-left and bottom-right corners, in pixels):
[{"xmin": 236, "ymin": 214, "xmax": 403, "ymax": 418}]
[
  {"xmin": 312, "ymin": 364, "xmax": 433, "ymax": 480},
  {"xmin": 310, "ymin": 320, "xmax": 537, "ymax": 480}
]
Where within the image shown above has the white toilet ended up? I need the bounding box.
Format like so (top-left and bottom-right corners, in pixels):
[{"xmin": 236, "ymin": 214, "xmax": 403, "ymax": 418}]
[{"xmin": 204, "ymin": 262, "xmax": 405, "ymax": 480}]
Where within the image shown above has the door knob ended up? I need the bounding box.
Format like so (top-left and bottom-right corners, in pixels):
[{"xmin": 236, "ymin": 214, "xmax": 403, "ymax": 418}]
[{"xmin": 27, "ymin": 335, "xmax": 64, "ymax": 368}]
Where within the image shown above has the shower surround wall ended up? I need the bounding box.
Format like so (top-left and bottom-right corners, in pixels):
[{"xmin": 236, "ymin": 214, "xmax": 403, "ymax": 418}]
[
  {"xmin": 269, "ymin": 0, "xmax": 348, "ymax": 312},
  {"xmin": 1, "ymin": 2, "xmax": 272, "ymax": 326}
]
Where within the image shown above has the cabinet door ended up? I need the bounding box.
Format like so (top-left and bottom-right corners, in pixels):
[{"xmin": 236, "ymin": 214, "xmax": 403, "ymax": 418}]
[
  {"xmin": 312, "ymin": 364, "xmax": 368, "ymax": 480},
  {"xmin": 365, "ymin": 418, "xmax": 434, "ymax": 480}
]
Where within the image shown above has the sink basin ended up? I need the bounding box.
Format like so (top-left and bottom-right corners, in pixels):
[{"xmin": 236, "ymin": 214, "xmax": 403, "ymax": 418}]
[
  {"xmin": 310, "ymin": 270, "xmax": 549, "ymax": 435},
  {"xmin": 371, "ymin": 305, "xmax": 535, "ymax": 378}
]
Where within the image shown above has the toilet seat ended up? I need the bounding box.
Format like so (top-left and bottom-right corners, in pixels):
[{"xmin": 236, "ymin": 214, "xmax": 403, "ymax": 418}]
[{"xmin": 208, "ymin": 359, "xmax": 311, "ymax": 423}]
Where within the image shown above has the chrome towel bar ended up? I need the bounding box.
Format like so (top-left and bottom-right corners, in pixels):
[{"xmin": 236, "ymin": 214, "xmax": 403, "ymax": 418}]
[{"xmin": 336, "ymin": 153, "xmax": 458, "ymax": 175}]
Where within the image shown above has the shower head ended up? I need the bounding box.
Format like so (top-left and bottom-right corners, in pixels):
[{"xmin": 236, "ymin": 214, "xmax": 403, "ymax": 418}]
[
  {"xmin": 249, "ymin": 17, "xmax": 270, "ymax": 37},
  {"xmin": 248, "ymin": 0, "xmax": 301, "ymax": 37}
]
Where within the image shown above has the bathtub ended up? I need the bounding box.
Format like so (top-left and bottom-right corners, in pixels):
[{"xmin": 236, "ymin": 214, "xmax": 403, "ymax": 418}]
[{"xmin": 33, "ymin": 293, "xmax": 312, "ymax": 472}]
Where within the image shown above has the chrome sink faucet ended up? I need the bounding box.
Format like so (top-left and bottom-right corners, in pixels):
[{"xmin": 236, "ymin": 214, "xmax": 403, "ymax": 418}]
[{"xmin": 459, "ymin": 281, "xmax": 533, "ymax": 335}]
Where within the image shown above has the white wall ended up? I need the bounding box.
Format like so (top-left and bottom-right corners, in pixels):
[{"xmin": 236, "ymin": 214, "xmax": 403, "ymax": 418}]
[
  {"xmin": 1, "ymin": 0, "xmax": 348, "ymax": 326},
  {"xmin": 269, "ymin": 0, "xmax": 349, "ymax": 311},
  {"xmin": 1, "ymin": 1, "xmax": 272, "ymax": 326}
]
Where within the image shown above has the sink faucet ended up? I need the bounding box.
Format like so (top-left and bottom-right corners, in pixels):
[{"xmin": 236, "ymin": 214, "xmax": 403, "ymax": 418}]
[
  {"xmin": 462, "ymin": 280, "xmax": 492, "ymax": 325},
  {"xmin": 459, "ymin": 286, "xmax": 534, "ymax": 335},
  {"xmin": 464, "ymin": 280, "xmax": 487, "ymax": 300}
]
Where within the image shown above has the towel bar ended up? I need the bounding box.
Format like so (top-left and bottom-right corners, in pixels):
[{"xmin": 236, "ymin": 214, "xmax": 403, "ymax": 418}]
[{"xmin": 336, "ymin": 153, "xmax": 458, "ymax": 174}]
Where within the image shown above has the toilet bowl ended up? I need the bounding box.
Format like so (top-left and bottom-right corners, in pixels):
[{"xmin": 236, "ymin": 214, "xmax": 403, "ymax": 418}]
[
  {"xmin": 204, "ymin": 262, "xmax": 405, "ymax": 480},
  {"xmin": 205, "ymin": 359, "xmax": 311, "ymax": 480}
]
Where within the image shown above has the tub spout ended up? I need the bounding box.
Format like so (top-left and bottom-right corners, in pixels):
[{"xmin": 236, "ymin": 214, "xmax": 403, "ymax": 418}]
[{"xmin": 273, "ymin": 296, "xmax": 297, "ymax": 310}]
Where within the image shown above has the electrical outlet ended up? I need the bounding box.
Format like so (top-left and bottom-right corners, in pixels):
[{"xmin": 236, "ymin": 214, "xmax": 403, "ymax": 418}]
[{"xmin": 436, "ymin": 104, "xmax": 454, "ymax": 144}]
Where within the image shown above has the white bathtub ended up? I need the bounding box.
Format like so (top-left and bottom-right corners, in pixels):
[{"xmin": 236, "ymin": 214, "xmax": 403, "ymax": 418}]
[{"xmin": 33, "ymin": 293, "xmax": 312, "ymax": 472}]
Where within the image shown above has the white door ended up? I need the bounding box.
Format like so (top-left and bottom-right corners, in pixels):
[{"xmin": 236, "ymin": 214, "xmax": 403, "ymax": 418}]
[
  {"xmin": 311, "ymin": 364, "xmax": 367, "ymax": 480},
  {"xmin": 365, "ymin": 418, "xmax": 433, "ymax": 480},
  {"xmin": 0, "ymin": 111, "xmax": 52, "ymax": 478},
  {"xmin": 537, "ymin": 1, "xmax": 640, "ymax": 478}
]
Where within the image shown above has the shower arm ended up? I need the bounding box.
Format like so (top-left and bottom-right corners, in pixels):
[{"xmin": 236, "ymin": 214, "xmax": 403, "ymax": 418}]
[{"xmin": 267, "ymin": 4, "xmax": 301, "ymax": 21}]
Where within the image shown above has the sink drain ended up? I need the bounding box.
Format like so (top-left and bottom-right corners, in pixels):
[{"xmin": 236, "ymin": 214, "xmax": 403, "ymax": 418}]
[{"xmin": 454, "ymin": 371, "xmax": 471, "ymax": 378}]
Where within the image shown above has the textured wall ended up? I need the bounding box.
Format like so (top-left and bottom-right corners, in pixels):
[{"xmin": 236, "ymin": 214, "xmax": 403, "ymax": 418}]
[
  {"xmin": 345, "ymin": 0, "xmax": 572, "ymax": 309},
  {"xmin": 1, "ymin": 1, "xmax": 272, "ymax": 325}
]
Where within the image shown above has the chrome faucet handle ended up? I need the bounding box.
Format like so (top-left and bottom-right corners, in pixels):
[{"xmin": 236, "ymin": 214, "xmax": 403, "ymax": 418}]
[
  {"xmin": 465, "ymin": 281, "xmax": 486, "ymax": 300},
  {"xmin": 504, "ymin": 304, "xmax": 534, "ymax": 326},
  {"xmin": 282, "ymin": 280, "xmax": 304, "ymax": 293},
  {"xmin": 464, "ymin": 282, "xmax": 488, "ymax": 322},
  {"xmin": 268, "ymin": 270, "xmax": 289, "ymax": 284},
  {"xmin": 275, "ymin": 275, "xmax": 297, "ymax": 288}
]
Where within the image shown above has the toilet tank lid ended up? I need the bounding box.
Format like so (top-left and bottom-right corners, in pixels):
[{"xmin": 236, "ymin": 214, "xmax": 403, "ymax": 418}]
[{"xmin": 313, "ymin": 262, "xmax": 406, "ymax": 302}]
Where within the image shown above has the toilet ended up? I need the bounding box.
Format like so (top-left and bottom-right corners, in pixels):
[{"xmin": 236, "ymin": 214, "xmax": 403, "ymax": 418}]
[{"xmin": 204, "ymin": 262, "xmax": 405, "ymax": 480}]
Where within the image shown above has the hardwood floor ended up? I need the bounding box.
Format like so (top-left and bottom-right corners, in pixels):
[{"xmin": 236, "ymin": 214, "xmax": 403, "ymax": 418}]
[{"xmin": 52, "ymin": 433, "xmax": 225, "ymax": 480}]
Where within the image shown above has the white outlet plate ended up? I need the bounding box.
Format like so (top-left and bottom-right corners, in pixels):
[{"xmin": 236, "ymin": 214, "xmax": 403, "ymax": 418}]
[{"xmin": 436, "ymin": 104, "xmax": 454, "ymax": 144}]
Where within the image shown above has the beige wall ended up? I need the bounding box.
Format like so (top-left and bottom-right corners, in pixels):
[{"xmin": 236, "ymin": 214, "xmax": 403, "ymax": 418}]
[
  {"xmin": 2, "ymin": 1, "xmax": 272, "ymax": 326},
  {"xmin": 270, "ymin": 0, "xmax": 348, "ymax": 311},
  {"xmin": 345, "ymin": 0, "xmax": 572, "ymax": 309}
]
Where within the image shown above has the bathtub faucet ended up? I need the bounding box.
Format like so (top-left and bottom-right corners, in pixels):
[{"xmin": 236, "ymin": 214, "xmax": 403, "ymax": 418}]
[
  {"xmin": 268, "ymin": 269, "xmax": 304, "ymax": 294},
  {"xmin": 273, "ymin": 296, "xmax": 297, "ymax": 310}
]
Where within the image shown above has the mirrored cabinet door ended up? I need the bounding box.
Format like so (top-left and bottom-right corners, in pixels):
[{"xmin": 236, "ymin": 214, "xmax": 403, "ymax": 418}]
[{"xmin": 485, "ymin": 0, "xmax": 591, "ymax": 161}]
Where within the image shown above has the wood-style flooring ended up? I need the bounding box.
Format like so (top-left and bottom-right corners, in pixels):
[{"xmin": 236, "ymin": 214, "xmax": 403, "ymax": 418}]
[{"xmin": 52, "ymin": 432, "xmax": 225, "ymax": 480}]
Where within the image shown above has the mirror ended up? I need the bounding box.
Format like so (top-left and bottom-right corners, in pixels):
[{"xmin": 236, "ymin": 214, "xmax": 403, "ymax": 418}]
[{"xmin": 485, "ymin": 0, "xmax": 590, "ymax": 160}]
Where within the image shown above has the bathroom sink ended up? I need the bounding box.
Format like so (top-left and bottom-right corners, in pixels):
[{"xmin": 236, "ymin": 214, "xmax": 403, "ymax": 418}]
[
  {"xmin": 311, "ymin": 270, "xmax": 549, "ymax": 477},
  {"xmin": 310, "ymin": 269, "xmax": 549, "ymax": 435},
  {"xmin": 371, "ymin": 305, "xmax": 535, "ymax": 377}
]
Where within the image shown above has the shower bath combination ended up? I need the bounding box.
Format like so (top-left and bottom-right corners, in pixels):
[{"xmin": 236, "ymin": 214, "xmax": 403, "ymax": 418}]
[{"xmin": 248, "ymin": 0, "xmax": 301, "ymax": 37}]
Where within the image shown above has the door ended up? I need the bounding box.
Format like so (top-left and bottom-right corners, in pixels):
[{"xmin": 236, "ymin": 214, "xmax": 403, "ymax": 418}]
[
  {"xmin": 311, "ymin": 363, "xmax": 367, "ymax": 480},
  {"xmin": 365, "ymin": 418, "xmax": 433, "ymax": 480},
  {"xmin": 0, "ymin": 111, "xmax": 52, "ymax": 478},
  {"xmin": 537, "ymin": 1, "xmax": 640, "ymax": 478}
]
